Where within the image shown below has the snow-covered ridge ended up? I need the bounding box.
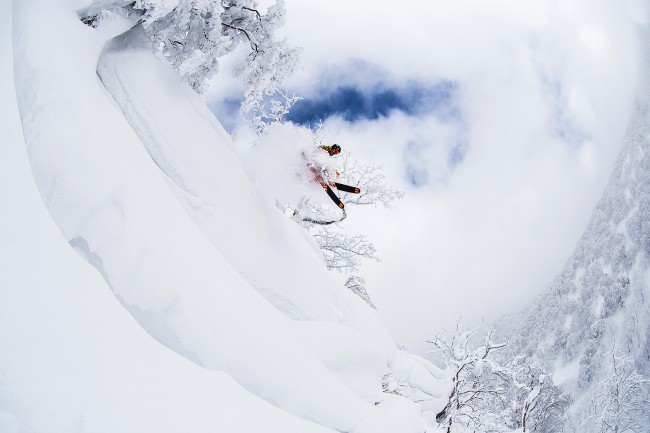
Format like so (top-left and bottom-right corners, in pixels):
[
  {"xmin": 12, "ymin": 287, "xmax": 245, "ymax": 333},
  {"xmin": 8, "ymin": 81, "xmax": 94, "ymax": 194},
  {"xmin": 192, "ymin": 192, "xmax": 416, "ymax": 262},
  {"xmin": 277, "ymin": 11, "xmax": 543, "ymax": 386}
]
[
  {"xmin": 2, "ymin": 0, "xmax": 449, "ymax": 432},
  {"xmin": 500, "ymin": 25, "xmax": 650, "ymax": 408}
]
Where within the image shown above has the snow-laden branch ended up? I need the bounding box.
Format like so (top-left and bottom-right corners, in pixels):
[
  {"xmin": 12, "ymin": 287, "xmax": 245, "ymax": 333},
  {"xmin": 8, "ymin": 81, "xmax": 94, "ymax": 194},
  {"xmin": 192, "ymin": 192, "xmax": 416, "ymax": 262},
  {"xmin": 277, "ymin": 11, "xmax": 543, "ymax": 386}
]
[
  {"xmin": 292, "ymin": 150, "xmax": 404, "ymax": 227},
  {"xmin": 312, "ymin": 230, "xmax": 379, "ymax": 274},
  {"xmin": 250, "ymin": 90, "xmax": 302, "ymax": 135},
  {"xmin": 338, "ymin": 153, "xmax": 405, "ymax": 208},
  {"xmin": 345, "ymin": 276, "xmax": 376, "ymax": 309}
]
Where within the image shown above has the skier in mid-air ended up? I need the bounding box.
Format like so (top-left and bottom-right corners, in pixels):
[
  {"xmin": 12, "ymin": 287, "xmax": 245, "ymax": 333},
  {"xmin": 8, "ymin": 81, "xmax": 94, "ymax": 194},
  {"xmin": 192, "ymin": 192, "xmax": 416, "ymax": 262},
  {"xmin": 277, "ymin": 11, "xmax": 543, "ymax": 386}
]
[{"xmin": 307, "ymin": 144, "xmax": 360, "ymax": 209}]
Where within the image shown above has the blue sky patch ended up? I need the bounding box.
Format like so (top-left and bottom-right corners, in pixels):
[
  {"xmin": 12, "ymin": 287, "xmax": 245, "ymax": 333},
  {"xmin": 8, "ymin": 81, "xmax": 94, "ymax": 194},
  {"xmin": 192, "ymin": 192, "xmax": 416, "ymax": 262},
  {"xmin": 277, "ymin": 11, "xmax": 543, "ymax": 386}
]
[{"xmin": 286, "ymin": 81, "xmax": 459, "ymax": 127}]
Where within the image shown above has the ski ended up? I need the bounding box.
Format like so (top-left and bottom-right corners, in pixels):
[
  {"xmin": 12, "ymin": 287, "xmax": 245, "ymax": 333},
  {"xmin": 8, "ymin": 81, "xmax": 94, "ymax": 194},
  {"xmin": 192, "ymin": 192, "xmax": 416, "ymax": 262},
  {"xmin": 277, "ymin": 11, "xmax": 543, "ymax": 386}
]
[
  {"xmin": 324, "ymin": 185, "xmax": 344, "ymax": 209},
  {"xmin": 334, "ymin": 183, "xmax": 360, "ymax": 194}
]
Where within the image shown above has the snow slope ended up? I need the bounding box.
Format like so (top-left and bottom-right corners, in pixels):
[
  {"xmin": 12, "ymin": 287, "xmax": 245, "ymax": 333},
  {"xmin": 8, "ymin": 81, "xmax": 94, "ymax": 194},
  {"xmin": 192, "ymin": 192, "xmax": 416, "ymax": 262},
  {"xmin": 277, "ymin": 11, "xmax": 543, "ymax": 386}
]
[
  {"xmin": 97, "ymin": 27, "xmax": 358, "ymax": 324},
  {"xmin": 4, "ymin": 0, "xmax": 449, "ymax": 431},
  {"xmin": 0, "ymin": 2, "xmax": 334, "ymax": 432}
]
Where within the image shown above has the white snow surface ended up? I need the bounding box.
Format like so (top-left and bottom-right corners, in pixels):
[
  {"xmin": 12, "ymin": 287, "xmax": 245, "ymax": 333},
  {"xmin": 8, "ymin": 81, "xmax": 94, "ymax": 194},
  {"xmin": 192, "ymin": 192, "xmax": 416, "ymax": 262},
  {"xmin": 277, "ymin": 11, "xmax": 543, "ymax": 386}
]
[{"xmin": 2, "ymin": 0, "xmax": 449, "ymax": 431}]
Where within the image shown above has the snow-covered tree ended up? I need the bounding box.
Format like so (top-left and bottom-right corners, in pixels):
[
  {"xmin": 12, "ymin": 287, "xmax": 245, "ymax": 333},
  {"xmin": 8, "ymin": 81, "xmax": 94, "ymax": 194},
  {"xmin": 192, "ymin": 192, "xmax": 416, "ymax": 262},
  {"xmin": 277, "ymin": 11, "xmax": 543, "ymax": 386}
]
[
  {"xmin": 81, "ymin": 0, "xmax": 299, "ymax": 100},
  {"xmin": 429, "ymin": 323, "xmax": 510, "ymax": 432},
  {"xmin": 429, "ymin": 322, "xmax": 569, "ymax": 433},
  {"xmin": 516, "ymin": 364, "xmax": 570, "ymax": 432},
  {"xmin": 575, "ymin": 346, "xmax": 650, "ymax": 433}
]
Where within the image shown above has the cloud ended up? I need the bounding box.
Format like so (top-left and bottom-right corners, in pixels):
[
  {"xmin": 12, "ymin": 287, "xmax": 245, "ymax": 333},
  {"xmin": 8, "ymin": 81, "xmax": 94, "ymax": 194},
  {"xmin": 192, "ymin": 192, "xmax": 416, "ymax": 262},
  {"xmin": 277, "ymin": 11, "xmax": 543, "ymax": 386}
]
[
  {"xmin": 205, "ymin": 0, "xmax": 647, "ymax": 354},
  {"xmin": 403, "ymin": 140, "xmax": 431, "ymax": 187}
]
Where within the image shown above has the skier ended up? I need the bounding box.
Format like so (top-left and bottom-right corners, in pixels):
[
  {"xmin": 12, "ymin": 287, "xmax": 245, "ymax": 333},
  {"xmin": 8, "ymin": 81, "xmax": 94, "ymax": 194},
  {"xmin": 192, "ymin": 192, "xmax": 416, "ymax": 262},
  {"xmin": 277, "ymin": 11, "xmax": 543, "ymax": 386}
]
[
  {"xmin": 319, "ymin": 144, "xmax": 341, "ymax": 156},
  {"xmin": 308, "ymin": 144, "xmax": 360, "ymax": 209}
]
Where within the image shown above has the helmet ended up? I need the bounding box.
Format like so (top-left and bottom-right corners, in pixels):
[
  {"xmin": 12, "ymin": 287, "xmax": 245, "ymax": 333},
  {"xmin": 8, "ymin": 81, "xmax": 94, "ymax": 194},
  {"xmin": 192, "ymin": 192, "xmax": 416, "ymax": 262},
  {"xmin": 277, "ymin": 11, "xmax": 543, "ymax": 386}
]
[{"xmin": 332, "ymin": 144, "xmax": 341, "ymax": 154}]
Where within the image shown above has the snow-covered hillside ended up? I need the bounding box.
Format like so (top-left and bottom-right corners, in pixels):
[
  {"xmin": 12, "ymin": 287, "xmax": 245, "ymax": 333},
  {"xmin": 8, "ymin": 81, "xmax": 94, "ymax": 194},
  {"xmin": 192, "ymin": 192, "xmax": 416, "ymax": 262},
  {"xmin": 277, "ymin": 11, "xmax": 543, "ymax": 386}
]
[
  {"xmin": 499, "ymin": 26, "xmax": 650, "ymax": 431},
  {"xmin": 1, "ymin": 0, "xmax": 450, "ymax": 432}
]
